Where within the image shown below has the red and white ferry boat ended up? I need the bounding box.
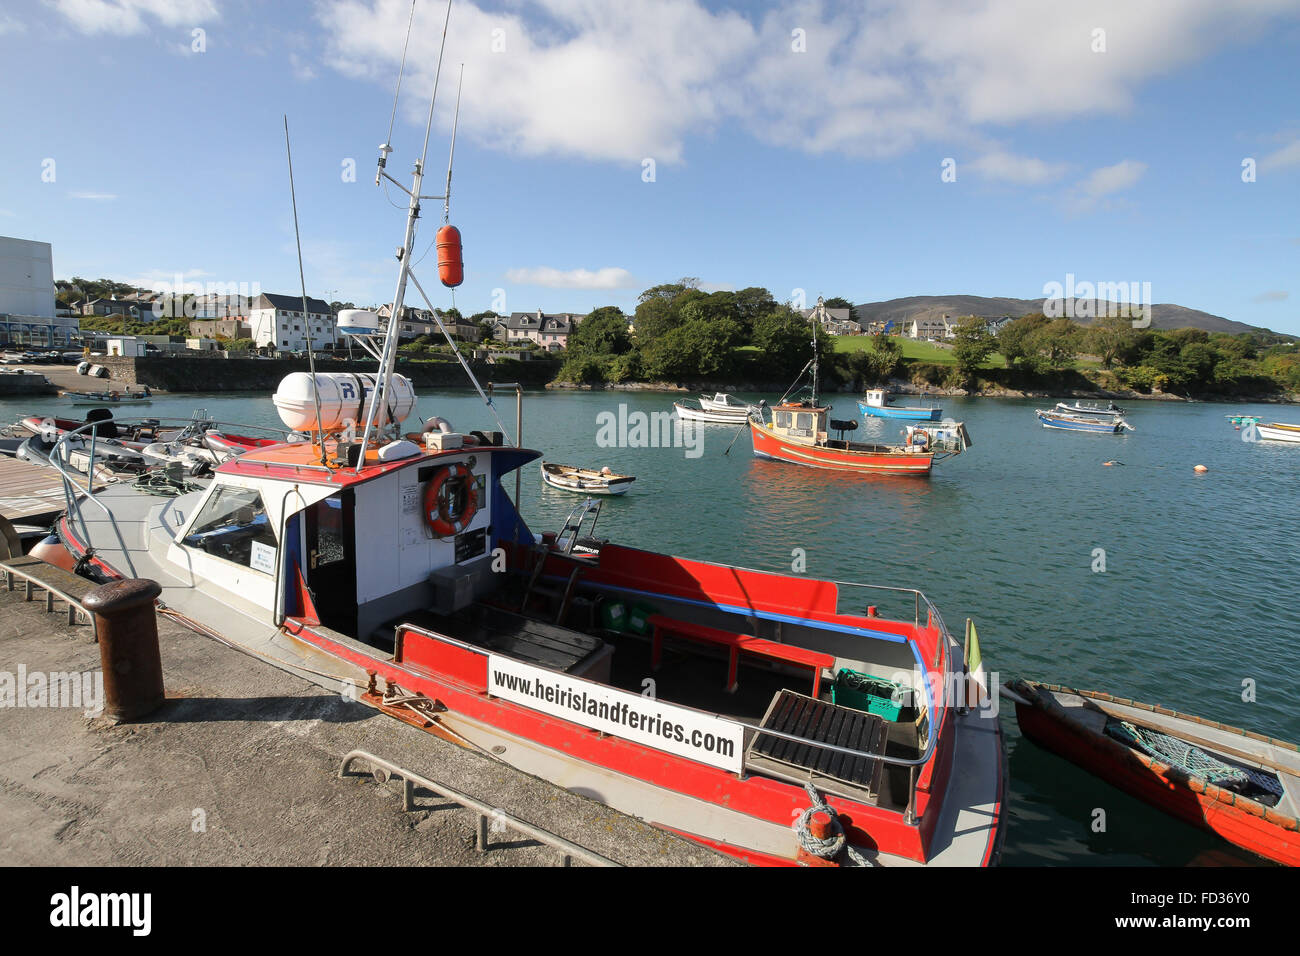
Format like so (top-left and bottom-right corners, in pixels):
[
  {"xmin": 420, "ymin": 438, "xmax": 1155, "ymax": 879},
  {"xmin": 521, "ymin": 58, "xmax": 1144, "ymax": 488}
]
[{"xmin": 41, "ymin": 13, "xmax": 1005, "ymax": 866}]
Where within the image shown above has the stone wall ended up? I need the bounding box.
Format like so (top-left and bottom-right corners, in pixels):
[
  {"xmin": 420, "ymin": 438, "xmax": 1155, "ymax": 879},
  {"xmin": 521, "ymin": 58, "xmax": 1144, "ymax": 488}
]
[
  {"xmin": 0, "ymin": 372, "xmax": 57, "ymax": 395},
  {"xmin": 98, "ymin": 355, "xmax": 561, "ymax": 391}
]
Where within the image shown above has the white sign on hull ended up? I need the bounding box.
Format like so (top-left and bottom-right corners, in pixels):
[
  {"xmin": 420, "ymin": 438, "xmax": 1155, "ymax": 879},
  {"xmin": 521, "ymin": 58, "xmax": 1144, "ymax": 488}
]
[{"xmin": 487, "ymin": 655, "xmax": 745, "ymax": 773}]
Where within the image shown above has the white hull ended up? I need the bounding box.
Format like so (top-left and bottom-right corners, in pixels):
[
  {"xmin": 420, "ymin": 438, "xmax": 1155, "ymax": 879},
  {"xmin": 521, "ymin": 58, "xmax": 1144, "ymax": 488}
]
[
  {"xmin": 540, "ymin": 462, "xmax": 634, "ymax": 495},
  {"xmin": 1255, "ymin": 423, "xmax": 1300, "ymax": 443},
  {"xmin": 673, "ymin": 402, "xmax": 750, "ymax": 424}
]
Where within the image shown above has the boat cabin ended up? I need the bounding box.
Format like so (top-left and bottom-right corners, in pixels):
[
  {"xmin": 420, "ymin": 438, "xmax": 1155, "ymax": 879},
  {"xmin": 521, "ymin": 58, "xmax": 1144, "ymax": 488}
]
[
  {"xmin": 768, "ymin": 401, "xmax": 830, "ymax": 445},
  {"xmin": 165, "ymin": 434, "xmax": 531, "ymax": 645}
]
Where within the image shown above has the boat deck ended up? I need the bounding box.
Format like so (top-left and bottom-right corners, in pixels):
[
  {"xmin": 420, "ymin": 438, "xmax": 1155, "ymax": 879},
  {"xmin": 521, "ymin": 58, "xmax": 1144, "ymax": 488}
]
[{"xmin": 65, "ymin": 482, "xmax": 366, "ymax": 688}]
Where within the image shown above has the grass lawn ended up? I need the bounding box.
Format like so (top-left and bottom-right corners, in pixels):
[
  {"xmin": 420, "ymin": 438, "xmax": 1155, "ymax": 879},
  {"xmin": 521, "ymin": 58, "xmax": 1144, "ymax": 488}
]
[{"xmin": 833, "ymin": 335, "xmax": 1007, "ymax": 368}]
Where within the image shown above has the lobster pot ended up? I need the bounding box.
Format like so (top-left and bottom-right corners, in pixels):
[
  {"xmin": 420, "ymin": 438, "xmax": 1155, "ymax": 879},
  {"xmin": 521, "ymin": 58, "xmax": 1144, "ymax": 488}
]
[{"xmin": 272, "ymin": 372, "xmax": 416, "ymax": 433}]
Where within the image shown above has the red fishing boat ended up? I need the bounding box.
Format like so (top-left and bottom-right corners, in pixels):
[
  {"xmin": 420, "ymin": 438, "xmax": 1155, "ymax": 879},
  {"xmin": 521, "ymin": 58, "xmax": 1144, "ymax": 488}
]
[
  {"xmin": 41, "ymin": 4, "xmax": 1005, "ymax": 866},
  {"xmin": 748, "ymin": 322, "xmax": 970, "ymax": 475},
  {"xmin": 1007, "ymin": 679, "xmax": 1300, "ymax": 866}
]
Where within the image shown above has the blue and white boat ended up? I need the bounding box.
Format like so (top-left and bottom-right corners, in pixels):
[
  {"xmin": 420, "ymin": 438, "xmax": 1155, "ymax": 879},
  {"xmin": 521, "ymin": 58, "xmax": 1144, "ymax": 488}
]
[
  {"xmin": 1036, "ymin": 408, "xmax": 1134, "ymax": 434},
  {"xmin": 1055, "ymin": 401, "xmax": 1126, "ymax": 417},
  {"xmin": 858, "ymin": 389, "xmax": 943, "ymax": 421}
]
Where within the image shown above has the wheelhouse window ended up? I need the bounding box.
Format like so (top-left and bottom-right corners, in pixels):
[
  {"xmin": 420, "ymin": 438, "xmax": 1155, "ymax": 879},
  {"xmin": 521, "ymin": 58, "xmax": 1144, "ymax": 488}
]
[
  {"xmin": 182, "ymin": 485, "xmax": 277, "ymax": 571},
  {"xmin": 775, "ymin": 411, "xmax": 792, "ymax": 428}
]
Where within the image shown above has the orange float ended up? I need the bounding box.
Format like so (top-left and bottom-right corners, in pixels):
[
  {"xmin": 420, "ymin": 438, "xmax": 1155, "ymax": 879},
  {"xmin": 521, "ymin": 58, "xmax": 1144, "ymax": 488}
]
[{"xmin": 436, "ymin": 224, "xmax": 463, "ymax": 288}]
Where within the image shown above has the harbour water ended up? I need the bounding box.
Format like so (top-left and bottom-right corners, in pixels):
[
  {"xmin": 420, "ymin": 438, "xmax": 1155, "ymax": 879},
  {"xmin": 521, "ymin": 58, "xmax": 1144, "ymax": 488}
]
[{"xmin": 4, "ymin": 387, "xmax": 1296, "ymax": 866}]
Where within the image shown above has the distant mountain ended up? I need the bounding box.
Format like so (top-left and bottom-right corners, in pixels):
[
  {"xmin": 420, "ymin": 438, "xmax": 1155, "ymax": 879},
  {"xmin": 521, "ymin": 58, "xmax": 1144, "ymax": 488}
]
[{"xmin": 852, "ymin": 295, "xmax": 1278, "ymax": 336}]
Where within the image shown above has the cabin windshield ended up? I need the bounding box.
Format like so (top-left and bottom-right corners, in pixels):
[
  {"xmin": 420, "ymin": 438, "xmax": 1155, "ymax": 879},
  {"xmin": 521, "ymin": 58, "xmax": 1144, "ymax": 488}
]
[
  {"xmin": 775, "ymin": 407, "xmax": 822, "ymax": 438},
  {"xmin": 181, "ymin": 485, "xmax": 277, "ymax": 571}
]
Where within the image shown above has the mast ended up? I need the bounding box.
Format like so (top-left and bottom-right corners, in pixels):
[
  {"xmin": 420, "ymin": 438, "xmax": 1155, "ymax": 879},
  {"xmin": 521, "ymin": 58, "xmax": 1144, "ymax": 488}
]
[
  {"xmin": 811, "ymin": 296, "xmax": 821, "ymax": 407},
  {"xmin": 356, "ymin": 0, "xmax": 455, "ymax": 465}
]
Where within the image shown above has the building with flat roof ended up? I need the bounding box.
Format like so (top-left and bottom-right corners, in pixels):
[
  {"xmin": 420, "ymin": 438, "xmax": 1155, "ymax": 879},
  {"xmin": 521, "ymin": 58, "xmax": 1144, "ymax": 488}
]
[
  {"xmin": 0, "ymin": 236, "xmax": 78, "ymax": 346},
  {"xmin": 0, "ymin": 236, "xmax": 55, "ymax": 318}
]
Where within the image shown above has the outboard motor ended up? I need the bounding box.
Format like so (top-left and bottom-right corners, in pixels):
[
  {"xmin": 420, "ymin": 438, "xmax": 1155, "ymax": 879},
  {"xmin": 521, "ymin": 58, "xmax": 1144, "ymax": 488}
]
[{"xmin": 82, "ymin": 407, "xmax": 119, "ymax": 439}]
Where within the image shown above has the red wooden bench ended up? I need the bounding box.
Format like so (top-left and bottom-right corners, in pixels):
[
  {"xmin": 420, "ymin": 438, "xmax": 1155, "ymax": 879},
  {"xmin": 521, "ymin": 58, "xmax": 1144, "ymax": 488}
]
[{"xmin": 648, "ymin": 614, "xmax": 833, "ymax": 698}]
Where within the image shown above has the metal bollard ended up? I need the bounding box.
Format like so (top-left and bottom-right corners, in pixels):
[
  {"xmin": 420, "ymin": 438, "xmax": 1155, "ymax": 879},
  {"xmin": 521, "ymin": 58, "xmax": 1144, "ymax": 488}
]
[{"xmin": 83, "ymin": 578, "xmax": 165, "ymax": 721}]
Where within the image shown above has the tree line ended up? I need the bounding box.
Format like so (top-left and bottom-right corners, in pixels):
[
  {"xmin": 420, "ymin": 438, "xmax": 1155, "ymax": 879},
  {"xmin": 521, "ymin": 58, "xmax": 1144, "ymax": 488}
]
[
  {"xmin": 945, "ymin": 313, "xmax": 1296, "ymax": 394},
  {"xmin": 558, "ymin": 280, "xmax": 850, "ymax": 385}
]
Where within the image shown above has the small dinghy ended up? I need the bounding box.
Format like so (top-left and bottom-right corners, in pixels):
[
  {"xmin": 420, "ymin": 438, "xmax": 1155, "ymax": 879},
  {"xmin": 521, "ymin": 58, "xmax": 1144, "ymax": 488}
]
[
  {"xmin": 16, "ymin": 434, "xmax": 148, "ymax": 483},
  {"xmin": 1036, "ymin": 408, "xmax": 1134, "ymax": 433},
  {"xmin": 673, "ymin": 400, "xmax": 753, "ymax": 424},
  {"xmin": 65, "ymin": 389, "xmax": 153, "ymax": 406},
  {"xmin": 540, "ymin": 461, "xmax": 635, "ymax": 495},
  {"xmin": 1055, "ymin": 401, "xmax": 1127, "ymax": 417},
  {"xmin": 1006, "ymin": 678, "xmax": 1300, "ymax": 865}
]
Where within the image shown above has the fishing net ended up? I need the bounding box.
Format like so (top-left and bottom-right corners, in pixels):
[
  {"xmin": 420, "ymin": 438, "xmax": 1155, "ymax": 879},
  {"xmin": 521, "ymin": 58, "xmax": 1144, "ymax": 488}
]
[{"xmin": 1107, "ymin": 720, "xmax": 1284, "ymax": 802}]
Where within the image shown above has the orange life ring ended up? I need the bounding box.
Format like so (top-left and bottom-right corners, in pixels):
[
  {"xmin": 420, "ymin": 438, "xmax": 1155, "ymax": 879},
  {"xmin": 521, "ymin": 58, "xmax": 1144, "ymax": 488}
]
[{"xmin": 424, "ymin": 462, "xmax": 479, "ymax": 537}]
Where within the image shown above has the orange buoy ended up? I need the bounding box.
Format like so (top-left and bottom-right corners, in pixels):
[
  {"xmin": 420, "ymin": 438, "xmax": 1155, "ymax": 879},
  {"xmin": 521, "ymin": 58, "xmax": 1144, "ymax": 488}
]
[
  {"xmin": 436, "ymin": 224, "xmax": 463, "ymax": 288},
  {"xmin": 1194, "ymin": 464, "xmax": 1208, "ymax": 473}
]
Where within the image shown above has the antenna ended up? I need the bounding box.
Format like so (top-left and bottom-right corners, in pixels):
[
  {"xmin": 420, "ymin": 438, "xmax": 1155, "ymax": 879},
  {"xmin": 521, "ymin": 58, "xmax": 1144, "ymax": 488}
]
[
  {"xmin": 357, "ymin": 0, "xmax": 455, "ymax": 465},
  {"xmin": 284, "ymin": 115, "xmax": 327, "ymax": 466},
  {"xmin": 443, "ymin": 64, "xmax": 463, "ymax": 222},
  {"xmin": 377, "ymin": 0, "xmax": 418, "ymax": 186}
]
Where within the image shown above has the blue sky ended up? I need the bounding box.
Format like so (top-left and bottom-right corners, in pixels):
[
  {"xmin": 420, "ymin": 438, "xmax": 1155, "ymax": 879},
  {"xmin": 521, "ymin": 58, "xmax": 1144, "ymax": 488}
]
[{"xmin": 1, "ymin": 0, "xmax": 1297, "ymax": 331}]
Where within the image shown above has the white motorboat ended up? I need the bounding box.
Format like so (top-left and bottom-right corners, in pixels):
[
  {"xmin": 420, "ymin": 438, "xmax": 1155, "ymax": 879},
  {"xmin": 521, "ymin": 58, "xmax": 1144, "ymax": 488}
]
[{"xmin": 672, "ymin": 400, "xmax": 752, "ymax": 424}]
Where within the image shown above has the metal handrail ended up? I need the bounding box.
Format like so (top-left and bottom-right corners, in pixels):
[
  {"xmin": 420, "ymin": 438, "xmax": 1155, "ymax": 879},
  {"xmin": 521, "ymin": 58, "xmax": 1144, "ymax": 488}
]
[
  {"xmin": 339, "ymin": 749, "xmax": 621, "ymax": 866},
  {"xmin": 48, "ymin": 420, "xmax": 140, "ymax": 578},
  {"xmin": 393, "ymin": 620, "xmax": 941, "ymax": 771}
]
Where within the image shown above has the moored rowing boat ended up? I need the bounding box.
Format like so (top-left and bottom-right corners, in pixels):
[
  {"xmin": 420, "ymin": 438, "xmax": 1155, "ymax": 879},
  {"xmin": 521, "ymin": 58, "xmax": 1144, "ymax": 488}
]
[
  {"xmin": 1007, "ymin": 678, "xmax": 1300, "ymax": 866},
  {"xmin": 540, "ymin": 461, "xmax": 636, "ymax": 495}
]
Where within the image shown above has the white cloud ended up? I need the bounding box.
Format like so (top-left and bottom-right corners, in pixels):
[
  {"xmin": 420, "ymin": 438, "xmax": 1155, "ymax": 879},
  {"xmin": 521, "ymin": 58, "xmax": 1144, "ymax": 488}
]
[
  {"xmin": 968, "ymin": 151, "xmax": 1069, "ymax": 185},
  {"xmin": 505, "ymin": 266, "xmax": 637, "ymax": 289},
  {"xmin": 69, "ymin": 191, "xmax": 118, "ymax": 200},
  {"xmin": 1253, "ymin": 290, "xmax": 1289, "ymax": 302},
  {"xmin": 315, "ymin": 0, "xmax": 1300, "ymax": 166},
  {"xmin": 1259, "ymin": 139, "xmax": 1300, "ymax": 172},
  {"xmin": 48, "ymin": 0, "xmax": 219, "ymax": 36},
  {"xmin": 1063, "ymin": 159, "xmax": 1147, "ymax": 213},
  {"xmin": 1079, "ymin": 159, "xmax": 1148, "ymax": 198},
  {"xmin": 0, "ymin": 13, "xmax": 26, "ymax": 34}
]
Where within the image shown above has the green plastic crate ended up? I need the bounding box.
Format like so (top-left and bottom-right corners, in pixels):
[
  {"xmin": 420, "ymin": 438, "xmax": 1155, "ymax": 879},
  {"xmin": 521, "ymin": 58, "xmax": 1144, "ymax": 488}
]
[
  {"xmin": 831, "ymin": 669, "xmax": 906, "ymax": 721},
  {"xmin": 625, "ymin": 601, "xmax": 657, "ymax": 636},
  {"xmin": 600, "ymin": 600, "xmax": 628, "ymax": 633}
]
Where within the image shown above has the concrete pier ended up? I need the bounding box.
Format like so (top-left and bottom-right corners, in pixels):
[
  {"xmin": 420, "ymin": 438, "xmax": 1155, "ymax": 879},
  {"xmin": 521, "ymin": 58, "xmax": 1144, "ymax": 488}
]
[{"xmin": 0, "ymin": 586, "xmax": 736, "ymax": 867}]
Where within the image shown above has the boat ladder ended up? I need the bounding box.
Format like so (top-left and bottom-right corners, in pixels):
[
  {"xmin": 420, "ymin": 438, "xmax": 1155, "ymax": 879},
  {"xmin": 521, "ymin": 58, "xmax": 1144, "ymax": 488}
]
[
  {"xmin": 555, "ymin": 497, "xmax": 602, "ymax": 553},
  {"xmin": 338, "ymin": 750, "xmax": 621, "ymax": 866}
]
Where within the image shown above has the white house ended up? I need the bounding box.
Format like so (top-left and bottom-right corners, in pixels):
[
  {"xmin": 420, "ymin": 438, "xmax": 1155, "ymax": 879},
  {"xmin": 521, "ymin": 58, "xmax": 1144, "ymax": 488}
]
[
  {"xmin": 248, "ymin": 293, "xmax": 336, "ymax": 351},
  {"xmin": 493, "ymin": 310, "xmax": 584, "ymax": 350},
  {"xmin": 903, "ymin": 315, "xmax": 956, "ymax": 340},
  {"xmin": 800, "ymin": 297, "xmax": 860, "ymax": 335}
]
